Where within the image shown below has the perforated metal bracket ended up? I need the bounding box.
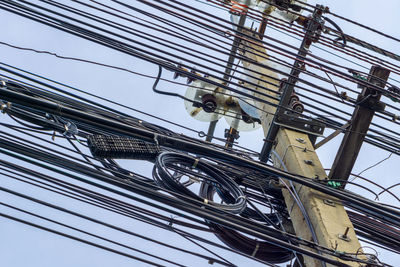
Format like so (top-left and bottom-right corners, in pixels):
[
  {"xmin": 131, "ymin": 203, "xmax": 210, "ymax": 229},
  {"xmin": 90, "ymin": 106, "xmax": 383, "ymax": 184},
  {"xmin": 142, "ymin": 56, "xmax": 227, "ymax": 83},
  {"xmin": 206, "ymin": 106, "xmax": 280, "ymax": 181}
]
[{"xmin": 275, "ymin": 113, "xmax": 325, "ymax": 136}]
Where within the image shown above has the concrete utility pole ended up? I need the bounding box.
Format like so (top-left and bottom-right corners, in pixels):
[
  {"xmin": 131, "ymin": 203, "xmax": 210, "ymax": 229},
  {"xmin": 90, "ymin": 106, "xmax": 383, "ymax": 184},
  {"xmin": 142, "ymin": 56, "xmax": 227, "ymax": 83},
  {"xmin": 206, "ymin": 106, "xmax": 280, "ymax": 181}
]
[{"xmin": 239, "ymin": 26, "xmax": 366, "ymax": 267}]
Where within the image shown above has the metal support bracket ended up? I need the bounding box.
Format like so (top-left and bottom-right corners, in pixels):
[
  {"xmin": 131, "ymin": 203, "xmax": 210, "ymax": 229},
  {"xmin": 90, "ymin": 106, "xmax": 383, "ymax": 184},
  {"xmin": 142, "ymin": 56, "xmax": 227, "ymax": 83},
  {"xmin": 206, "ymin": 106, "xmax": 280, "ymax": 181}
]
[
  {"xmin": 205, "ymin": 0, "xmax": 251, "ymax": 142},
  {"xmin": 329, "ymin": 65, "xmax": 390, "ymax": 183},
  {"xmin": 259, "ymin": 5, "xmax": 326, "ymax": 162},
  {"xmin": 356, "ymin": 94, "xmax": 386, "ymax": 112},
  {"xmin": 275, "ymin": 113, "xmax": 325, "ymax": 136}
]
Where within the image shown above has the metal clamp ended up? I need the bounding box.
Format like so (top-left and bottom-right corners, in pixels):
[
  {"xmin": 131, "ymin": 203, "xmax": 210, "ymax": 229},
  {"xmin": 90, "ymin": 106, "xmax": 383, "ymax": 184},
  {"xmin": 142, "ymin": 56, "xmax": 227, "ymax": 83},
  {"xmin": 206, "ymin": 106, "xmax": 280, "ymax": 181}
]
[{"xmin": 275, "ymin": 113, "xmax": 325, "ymax": 136}]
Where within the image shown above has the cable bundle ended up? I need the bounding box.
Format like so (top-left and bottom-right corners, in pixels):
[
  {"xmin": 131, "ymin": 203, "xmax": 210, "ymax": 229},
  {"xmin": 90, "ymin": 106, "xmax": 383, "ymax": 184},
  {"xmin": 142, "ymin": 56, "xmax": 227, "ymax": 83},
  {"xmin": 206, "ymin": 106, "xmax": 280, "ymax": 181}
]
[
  {"xmin": 153, "ymin": 151, "xmax": 246, "ymax": 214},
  {"xmin": 200, "ymin": 181, "xmax": 294, "ymax": 264},
  {"xmin": 0, "ymin": 0, "xmax": 399, "ymax": 265},
  {"xmin": 153, "ymin": 151, "xmax": 293, "ymax": 263}
]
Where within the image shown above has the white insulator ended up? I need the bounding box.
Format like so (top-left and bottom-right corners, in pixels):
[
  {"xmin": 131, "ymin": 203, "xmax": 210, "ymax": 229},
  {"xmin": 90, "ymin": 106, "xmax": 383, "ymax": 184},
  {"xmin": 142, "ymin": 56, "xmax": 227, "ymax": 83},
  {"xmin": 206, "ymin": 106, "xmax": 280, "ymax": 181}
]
[
  {"xmin": 236, "ymin": 75, "xmax": 260, "ymax": 120},
  {"xmin": 235, "ymin": 62, "xmax": 288, "ymax": 123},
  {"xmin": 224, "ymin": 100, "xmax": 262, "ymax": 132},
  {"xmin": 183, "ymin": 77, "xmax": 227, "ymax": 122}
]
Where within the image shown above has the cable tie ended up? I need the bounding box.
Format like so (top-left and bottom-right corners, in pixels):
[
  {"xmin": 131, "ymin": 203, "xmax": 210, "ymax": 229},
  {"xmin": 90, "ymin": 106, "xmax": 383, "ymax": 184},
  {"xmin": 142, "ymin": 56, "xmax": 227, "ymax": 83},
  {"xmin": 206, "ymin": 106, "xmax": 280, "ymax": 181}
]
[
  {"xmin": 168, "ymin": 216, "xmax": 174, "ymax": 227},
  {"xmin": 236, "ymin": 195, "xmax": 246, "ymax": 202},
  {"xmin": 0, "ymin": 102, "xmax": 11, "ymax": 113},
  {"xmin": 153, "ymin": 134, "xmax": 159, "ymax": 146},
  {"xmin": 192, "ymin": 158, "xmax": 199, "ymax": 169},
  {"xmin": 251, "ymin": 241, "xmax": 260, "ymax": 257},
  {"xmin": 56, "ymin": 102, "xmax": 63, "ymax": 116}
]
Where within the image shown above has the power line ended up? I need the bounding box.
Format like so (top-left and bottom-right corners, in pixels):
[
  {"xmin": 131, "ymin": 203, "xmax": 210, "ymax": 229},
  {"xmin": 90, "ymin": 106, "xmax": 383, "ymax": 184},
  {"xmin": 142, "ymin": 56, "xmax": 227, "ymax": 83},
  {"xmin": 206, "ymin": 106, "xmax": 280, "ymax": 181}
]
[
  {"xmin": 0, "ymin": 0, "xmax": 399, "ymax": 265},
  {"xmin": 0, "ymin": 212, "xmax": 167, "ymax": 267}
]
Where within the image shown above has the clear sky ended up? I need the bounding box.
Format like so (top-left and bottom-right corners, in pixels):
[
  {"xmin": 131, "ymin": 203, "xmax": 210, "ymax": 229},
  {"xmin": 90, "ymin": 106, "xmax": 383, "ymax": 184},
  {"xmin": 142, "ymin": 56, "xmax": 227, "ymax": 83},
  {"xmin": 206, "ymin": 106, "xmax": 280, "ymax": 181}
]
[{"xmin": 0, "ymin": 1, "xmax": 399, "ymax": 266}]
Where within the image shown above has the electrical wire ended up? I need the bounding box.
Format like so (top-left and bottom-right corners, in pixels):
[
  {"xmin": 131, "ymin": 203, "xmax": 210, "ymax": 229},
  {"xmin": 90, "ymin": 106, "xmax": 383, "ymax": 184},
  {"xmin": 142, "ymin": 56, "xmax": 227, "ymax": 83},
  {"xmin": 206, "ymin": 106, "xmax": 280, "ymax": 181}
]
[
  {"xmin": 0, "ymin": 212, "xmax": 167, "ymax": 267},
  {"xmin": 153, "ymin": 151, "xmax": 246, "ymax": 214},
  {"xmin": 1, "ymin": 39, "xmax": 398, "ymax": 157},
  {"xmin": 1, "ymin": 85, "xmax": 399, "ymax": 230},
  {"xmin": 0, "ymin": 201, "xmax": 187, "ymax": 267},
  {"xmin": 1, "ymin": 0, "xmax": 398, "ymax": 137},
  {"xmin": 0, "ymin": 124, "xmax": 381, "ymax": 266},
  {"xmin": 0, "ymin": 1, "xmax": 399, "ymax": 265}
]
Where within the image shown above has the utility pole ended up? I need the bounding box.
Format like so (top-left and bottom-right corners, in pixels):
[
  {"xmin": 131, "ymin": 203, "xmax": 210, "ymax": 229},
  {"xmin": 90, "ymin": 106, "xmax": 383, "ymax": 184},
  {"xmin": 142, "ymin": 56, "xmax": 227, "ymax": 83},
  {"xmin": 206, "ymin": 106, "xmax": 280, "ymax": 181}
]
[
  {"xmin": 329, "ymin": 66, "xmax": 390, "ymax": 184},
  {"xmin": 239, "ymin": 6, "xmax": 366, "ymax": 266}
]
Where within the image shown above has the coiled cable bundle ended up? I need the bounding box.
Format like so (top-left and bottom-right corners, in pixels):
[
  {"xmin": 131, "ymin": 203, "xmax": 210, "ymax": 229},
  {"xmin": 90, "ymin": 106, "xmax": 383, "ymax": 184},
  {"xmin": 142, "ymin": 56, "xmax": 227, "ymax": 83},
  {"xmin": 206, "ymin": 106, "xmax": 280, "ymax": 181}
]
[
  {"xmin": 199, "ymin": 182, "xmax": 294, "ymax": 264},
  {"xmin": 153, "ymin": 152, "xmax": 246, "ymax": 214},
  {"xmin": 153, "ymin": 152, "xmax": 293, "ymax": 264}
]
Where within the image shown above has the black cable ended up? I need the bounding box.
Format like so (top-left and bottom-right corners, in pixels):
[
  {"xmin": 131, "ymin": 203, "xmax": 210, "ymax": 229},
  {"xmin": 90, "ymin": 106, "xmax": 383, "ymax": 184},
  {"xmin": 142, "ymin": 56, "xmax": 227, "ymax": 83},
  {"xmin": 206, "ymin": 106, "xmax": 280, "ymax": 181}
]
[
  {"xmin": 152, "ymin": 65, "xmax": 196, "ymax": 103},
  {"xmin": 0, "ymin": 212, "xmax": 166, "ymax": 267},
  {"xmin": 0, "ymin": 166, "xmax": 269, "ymax": 266},
  {"xmin": 72, "ymin": 0, "xmax": 357, "ymax": 101},
  {"xmin": 3, "ymin": 45, "xmax": 399, "ymax": 156},
  {"xmin": 0, "ymin": 0, "xmax": 396, "ymax": 264},
  {"xmin": 2, "ymin": 0, "xmax": 396, "ymax": 140},
  {"xmin": 0, "ymin": 169, "xmax": 237, "ymax": 266},
  {"xmin": 11, "ymin": 0, "xmax": 396, "ymax": 110},
  {"xmin": 1, "ymin": 86, "xmax": 399, "ymax": 229},
  {"xmin": 0, "ymin": 111, "xmax": 394, "ymax": 266},
  {"xmin": 0, "ymin": 201, "xmax": 187, "ymax": 267},
  {"xmin": 0, "ymin": 138, "xmax": 361, "ymax": 266},
  {"xmin": 7, "ymin": 0, "xmax": 400, "ymax": 112},
  {"xmin": 209, "ymin": 0, "xmax": 400, "ymax": 81},
  {"xmin": 199, "ymin": 180, "xmax": 293, "ymax": 264},
  {"xmin": 0, "ymin": 127, "xmax": 390, "ymax": 266},
  {"xmin": 153, "ymin": 151, "xmax": 246, "ymax": 214},
  {"xmin": 4, "ymin": 45, "xmax": 399, "ymax": 156},
  {"xmin": 133, "ymin": 0, "xmax": 399, "ymax": 99},
  {"xmin": 0, "ymin": 62, "xmax": 212, "ymax": 137},
  {"xmin": 5, "ymin": 0, "xmax": 285, "ymax": 105},
  {"xmin": 0, "ymin": 127, "xmax": 152, "ymax": 183}
]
